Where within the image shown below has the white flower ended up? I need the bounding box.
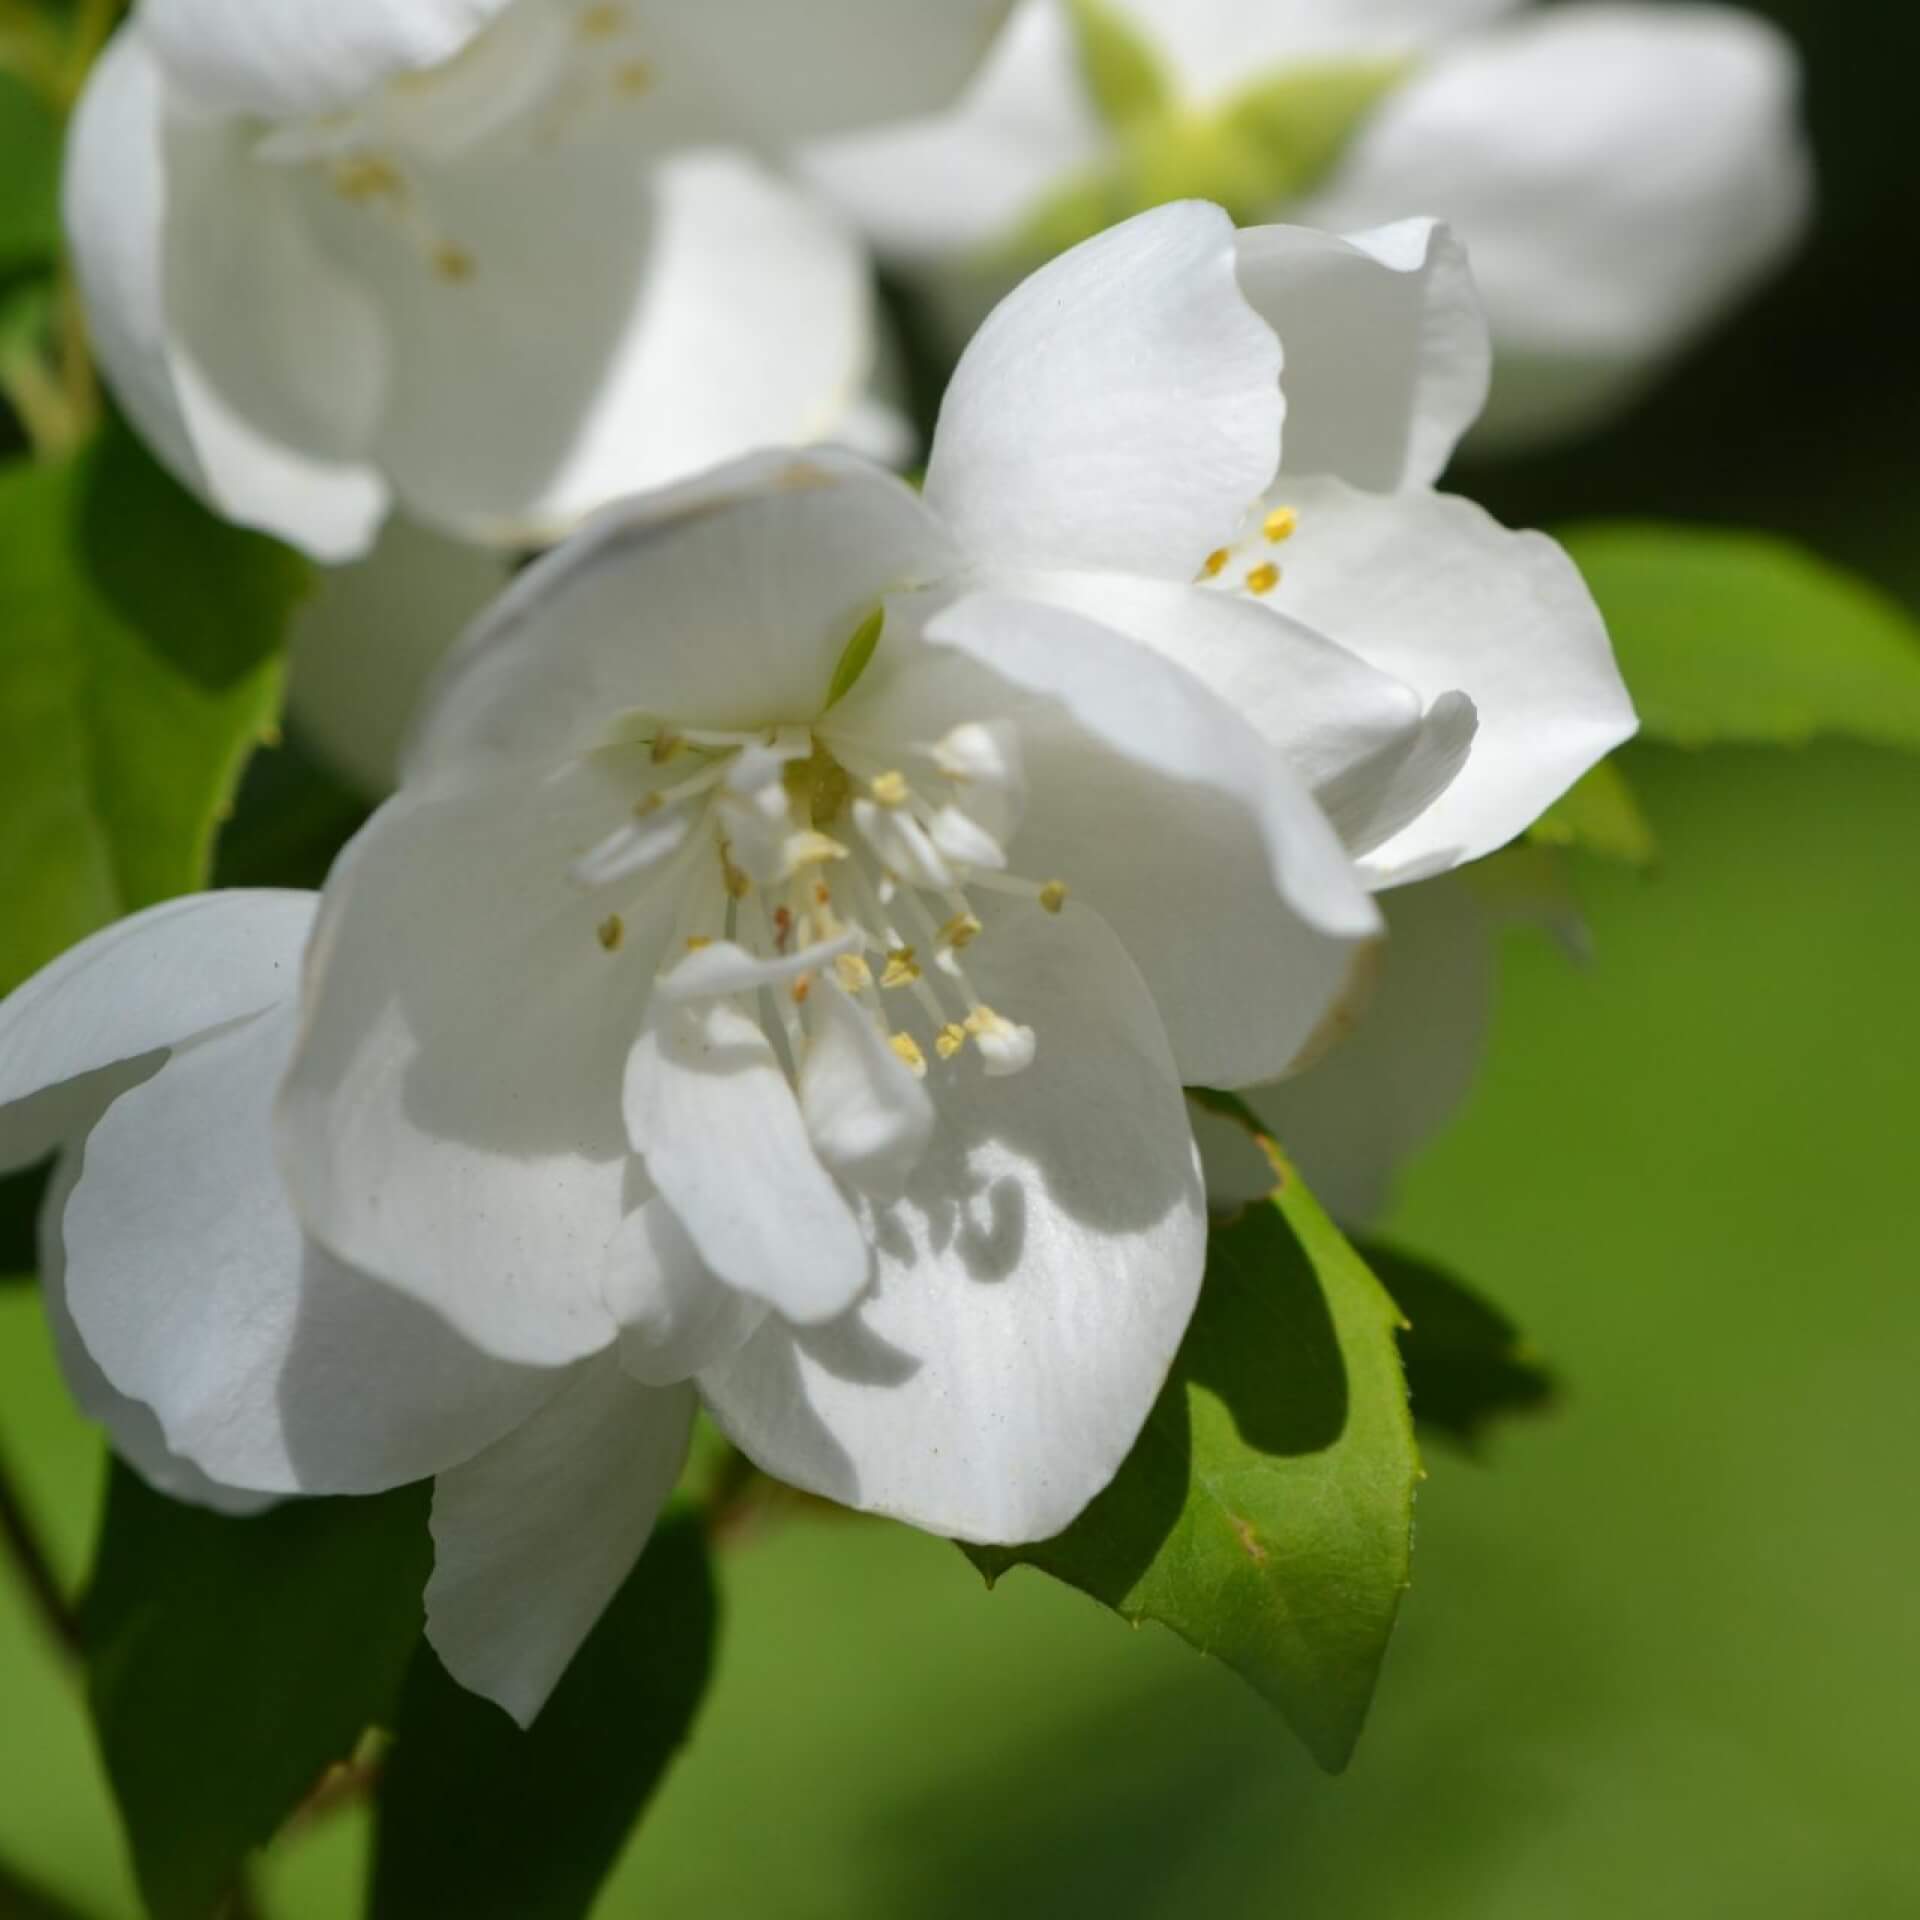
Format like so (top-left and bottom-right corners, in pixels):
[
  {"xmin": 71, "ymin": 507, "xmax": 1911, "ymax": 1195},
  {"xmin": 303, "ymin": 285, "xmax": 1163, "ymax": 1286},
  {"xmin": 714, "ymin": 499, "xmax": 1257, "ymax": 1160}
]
[
  {"xmin": 0, "ymin": 203, "xmax": 1628, "ymax": 1724},
  {"xmin": 805, "ymin": 0, "xmax": 1813, "ymax": 447},
  {"xmin": 63, "ymin": 0, "xmax": 1010, "ymax": 559}
]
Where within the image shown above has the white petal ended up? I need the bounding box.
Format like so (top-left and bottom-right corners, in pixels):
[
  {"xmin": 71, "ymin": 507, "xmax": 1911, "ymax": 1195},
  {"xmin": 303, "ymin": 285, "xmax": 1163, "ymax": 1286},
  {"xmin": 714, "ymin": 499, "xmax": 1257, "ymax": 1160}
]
[
  {"xmin": 63, "ymin": 31, "xmax": 390, "ymax": 561},
  {"xmin": 635, "ymin": 0, "xmax": 1014, "ymax": 143},
  {"xmin": 276, "ymin": 768, "xmax": 674, "ymax": 1366},
  {"xmin": 139, "ymin": 0, "xmax": 516, "ymax": 120},
  {"xmin": 802, "ymin": 0, "xmax": 1103, "ymax": 261},
  {"xmin": 1236, "ymin": 218, "xmax": 1489, "ymax": 492},
  {"xmin": 61, "ymin": 1003, "xmax": 562, "ymax": 1494},
  {"xmin": 0, "ymin": 890, "xmax": 316, "ymax": 1173},
  {"xmin": 624, "ymin": 997, "xmax": 871, "ymax": 1324},
  {"xmin": 655, "ymin": 932, "xmax": 862, "ymax": 1006},
  {"xmin": 851, "ymin": 796, "xmax": 955, "ymax": 891},
  {"xmin": 700, "ymin": 901, "xmax": 1204, "ymax": 1544},
  {"xmin": 1298, "ymin": 5, "xmax": 1812, "ymax": 448},
  {"xmin": 39, "ymin": 1149, "xmax": 274, "ymax": 1515},
  {"xmin": 408, "ymin": 449, "xmax": 960, "ymax": 783},
  {"xmin": 799, "ymin": 982, "xmax": 936, "ymax": 1203},
  {"xmin": 1245, "ymin": 477, "xmax": 1635, "ymax": 881},
  {"xmin": 602, "ymin": 1197, "xmax": 765, "ymax": 1387},
  {"xmin": 923, "ymin": 202, "xmax": 1281, "ymax": 580},
  {"xmin": 355, "ymin": 149, "xmax": 876, "ymax": 544},
  {"xmin": 287, "ymin": 518, "xmax": 513, "ymax": 798},
  {"xmin": 838, "ymin": 587, "xmax": 1380, "ymax": 1088},
  {"xmin": 1103, "ymin": 0, "xmax": 1521, "ymax": 102},
  {"xmin": 426, "ymin": 1357, "xmax": 694, "ymax": 1726},
  {"xmin": 1212, "ymin": 875, "xmax": 1494, "ymax": 1224}
]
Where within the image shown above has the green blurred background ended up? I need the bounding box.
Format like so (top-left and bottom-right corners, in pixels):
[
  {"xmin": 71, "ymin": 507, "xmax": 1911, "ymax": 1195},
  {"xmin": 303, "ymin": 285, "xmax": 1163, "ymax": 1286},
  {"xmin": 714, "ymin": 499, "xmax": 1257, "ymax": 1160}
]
[{"xmin": 5, "ymin": 0, "xmax": 1918, "ymax": 1912}]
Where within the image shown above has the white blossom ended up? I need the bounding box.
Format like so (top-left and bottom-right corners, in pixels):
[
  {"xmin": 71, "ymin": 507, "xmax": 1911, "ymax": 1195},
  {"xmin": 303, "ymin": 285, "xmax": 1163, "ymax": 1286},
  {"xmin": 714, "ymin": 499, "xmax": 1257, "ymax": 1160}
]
[
  {"xmin": 62, "ymin": 0, "xmax": 1009, "ymax": 559},
  {"xmin": 0, "ymin": 202, "xmax": 1631, "ymax": 1725},
  {"xmin": 806, "ymin": 0, "xmax": 1813, "ymax": 447}
]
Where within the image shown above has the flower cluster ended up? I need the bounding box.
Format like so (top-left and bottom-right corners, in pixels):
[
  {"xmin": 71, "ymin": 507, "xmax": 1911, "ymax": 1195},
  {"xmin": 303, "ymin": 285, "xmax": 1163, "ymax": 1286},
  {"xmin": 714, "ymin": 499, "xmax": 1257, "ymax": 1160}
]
[{"xmin": 2, "ymin": 189, "xmax": 1632, "ymax": 1720}]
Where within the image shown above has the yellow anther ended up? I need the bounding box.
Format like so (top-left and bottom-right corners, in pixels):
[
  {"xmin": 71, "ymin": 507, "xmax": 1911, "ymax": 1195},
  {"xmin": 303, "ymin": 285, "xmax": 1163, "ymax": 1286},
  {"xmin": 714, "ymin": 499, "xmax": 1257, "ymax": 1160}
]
[
  {"xmin": 650, "ymin": 727, "xmax": 683, "ymax": 765},
  {"xmin": 615, "ymin": 60, "xmax": 654, "ymax": 95},
  {"xmin": 870, "ymin": 770, "xmax": 910, "ymax": 808},
  {"xmin": 889, "ymin": 1032, "xmax": 928, "ymax": 1077},
  {"xmin": 1245, "ymin": 562, "xmax": 1281, "ymax": 596},
  {"xmin": 783, "ymin": 831, "xmax": 849, "ymax": 875},
  {"xmin": 433, "ymin": 244, "xmax": 477, "ymax": 284},
  {"xmin": 791, "ymin": 975, "xmax": 812, "ymax": 1006},
  {"xmin": 332, "ymin": 156, "xmax": 404, "ymax": 205},
  {"xmin": 686, "ymin": 935, "xmax": 712, "ymax": 951},
  {"xmin": 1203, "ymin": 548, "xmax": 1230, "ymax": 578},
  {"xmin": 881, "ymin": 947, "xmax": 921, "ymax": 989},
  {"xmin": 963, "ymin": 1006, "xmax": 995, "ymax": 1036},
  {"xmin": 939, "ymin": 912, "xmax": 983, "ymax": 951},
  {"xmin": 1039, "ymin": 880, "xmax": 1069, "ymax": 915},
  {"xmin": 935, "ymin": 1023, "xmax": 967, "ymax": 1060},
  {"xmin": 597, "ymin": 914, "xmax": 624, "ymax": 952},
  {"xmin": 579, "ymin": 2, "xmax": 625, "ymax": 35},
  {"xmin": 633, "ymin": 791, "xmax": 664, "ymax": 817},
  {"xmin": 834, "ymin": 953, "xmax": 874, "ymax": 992},
  {"xmin": 1263, "ymin": 505, "xmax": 1299, "ymax": 544}
]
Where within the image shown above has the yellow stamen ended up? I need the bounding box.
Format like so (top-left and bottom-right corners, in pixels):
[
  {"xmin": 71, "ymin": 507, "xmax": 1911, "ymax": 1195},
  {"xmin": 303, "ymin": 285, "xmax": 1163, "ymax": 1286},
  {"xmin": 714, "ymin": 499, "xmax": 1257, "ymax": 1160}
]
[
  {"xmin": 1245, "ymin": 562, "xmax": 1281, "ymax": 596},
  {"xmin": 834, "ymin": 953, "xmax": 874, "ymax": 992},
  {"xmin": 650, "ymin": 727, "xmax": 683, "ymax": 765},
  {"xmin": 332, "ymin": 156, "xmax": 404, "ymax": 205},
  {"xmin": 615, "ymin": 60, "xmax": 654, "ymax": 95},
  {"xmin": 939, "ymin": 912, "xmax": 983, "ymax": 951},
  {"xmin": 579, "ymin": 2, "xmax": 625, "ymax": 35},
  {"xmin": 790, "ymin": 975, "xmax": 812, "ymax": 1006},
  {"xmin": 1038, "ymin": 880, "xmax": 1068, "ymax": 915},
  {"xmin": 1263, "ymin": 506, "xmax": 1298, "ymax": 544},
  {"xmin": 1203, "ymin": 548, "xmax": 1229, "ymax": 578},
  {"xmin": 432, "ymin": 244, "xmax": 476, "ymax": 284},
  {"xmin": 889, "ymin": 1032, "xmax": 927, "ymax": 1077},
  {"xmin": 870, "ymin": 770, "xmax": 910, "ymax": 808},
  {"xmin": 686, "ymin": 935, "xmax": 712, "ymax": 951},
  {"xmin": 719, "ymin": 841, "xmax": 750, "ymax": 900},
  {"xmin": 597, "ymin": 914, "xmax": 624, "ymax": 952},
  {"xmin": 633, "ymin": 791, "xmax": 664, "ymax": 817},
  {"xmin": 881, "ymin": 947, "xmax": 921, "ymax": 989},
  {"xmin": 935, "ymin": 1023, "xmax": 967, "ymax": 1060},
  {"xmin": 784, "ymin": 831, "xmax": 849, "ymax": 874}
]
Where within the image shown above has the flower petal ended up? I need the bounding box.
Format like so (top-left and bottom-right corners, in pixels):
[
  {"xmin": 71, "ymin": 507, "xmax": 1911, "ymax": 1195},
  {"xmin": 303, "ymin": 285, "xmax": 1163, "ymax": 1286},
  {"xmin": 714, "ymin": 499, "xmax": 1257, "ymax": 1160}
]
[
  {"xmin": 636, "ymin": 0, "xmax": 1015, "ymax": 143},
  {"xmin": 62, "ymin": 1003, "xmax": 562, "ymax": 1494},
  {"xmin": 923, "ymin": 201, "xmax": 1281, "ymax": 580},
  {"xmin": 38, "ymin": 1150, "xmax": 274, "ymax": 1515},
  {"xmin": 408, "ymin": 449, "xmax": 959, "ymax": 783},
  {"xmin": 602, "ymin": 1196, "xmax": 766, "ymax": 1387},
  {"xmin": 287, "ymin": 518, "xmax": 514, "ymax": 799},
  {"xmin": 1242, "ymin": 477, "xmax": 1635, "ymax": 880},
  {"xmin": 276, "ymin": 767, "xmax": 675, "ymax": 1366},
  {"xmin": 64, "ymin": 30, "xmax": 389, "ymax": 561},
  {"xmin": 699, "ymin": 901, "xmax": 1204, "ymax": 1544},
  {"xmin": 353, "ymin": 149, "xmax": 876, "ymax": 545},
  {"xmin": 799, "ymin": 980, "xmax": 937, "ymax": 1203},
  {"xmin": 1235, "ymin": 218, "xmax": 1489, "ymax": 492},
  {"xmin": 623, "ymin": 998, "xmax": 872, "ymax": 1324},
  {"xmin": 837, "ymin": 586, "xmax": 1380, "ymax": 1087},
  {"xmin": 1297, "ymin": 5, "xmax": 1812, "ymax": 448},
  {"xmin": 1202, "ymin": 874, "xmax": 1493, "ymax": 1223},
  {"xmin": 139, "ymin": 0, "xmax": 517, "ymax": 120},
  {"xmin": 426, "ymin": 1357, "xmax": 695, "ymax": 1726},
  {"xmin": 0, "ymin": 890, "xmax": 317, "ymax": 1173},
  {"xmin": 802, "ymin": 0, "xmax": 1103, "ymax": 261}
]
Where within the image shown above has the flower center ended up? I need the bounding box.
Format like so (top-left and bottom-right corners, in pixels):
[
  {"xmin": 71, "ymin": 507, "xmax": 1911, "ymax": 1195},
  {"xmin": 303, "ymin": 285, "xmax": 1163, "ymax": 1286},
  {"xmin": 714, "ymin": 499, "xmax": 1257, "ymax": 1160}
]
[
  {"xmin": 575, "ymin": 714, "xmax": 1073, "ymax": 1088},
  {"xmin": 1200, "ymin": 498, "xmax": 1299, "ymax": 598},
  {"xmin": 257, "ymin": 0, "xmax": 657, "ymax": 283}
]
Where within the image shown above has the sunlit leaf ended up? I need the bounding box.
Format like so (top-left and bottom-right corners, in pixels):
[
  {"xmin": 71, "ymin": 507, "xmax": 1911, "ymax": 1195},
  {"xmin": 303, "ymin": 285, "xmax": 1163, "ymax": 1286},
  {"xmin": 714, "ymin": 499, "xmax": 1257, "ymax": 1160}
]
[
  {"xmin": 972, "ymin": 1112, "xmax": 1418, "ymax": 1771},
  {"xmin": 0, "ymin": 71, "xmax": 59, "ymax": 276},
  {"xmin": 0, "ymin": 419, "xmax": 309, "ymax": 994},
  {"xmin": 83, "ymin": 1470, "xmax": 430, "ymax": 1920},
  {"xmin": 1530, "ymin": 759, "xmax": 1659, "ymax": 866},
  {"xmin": 371, "ymin": 1510, "xmax": 719, "ymax": 1920},
  {"xmin": 1561, "ymin": 522, "xmax": 1920, "ymax": 750}
]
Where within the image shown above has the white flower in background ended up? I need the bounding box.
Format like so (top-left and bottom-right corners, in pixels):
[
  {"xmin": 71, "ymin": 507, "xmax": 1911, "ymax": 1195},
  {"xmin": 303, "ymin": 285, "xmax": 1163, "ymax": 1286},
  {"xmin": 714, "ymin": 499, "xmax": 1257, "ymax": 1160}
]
[
  {"xmin": 62, "ymin": 0, "xmax": 1010, "ymax": 560},
  {"xmin": 0, "ymin": 203, "xmax": 1629, "ymax": 1723},
  {"xmin": 806, "ymin": 0, "xmax": 1814, "ymax": 447}
]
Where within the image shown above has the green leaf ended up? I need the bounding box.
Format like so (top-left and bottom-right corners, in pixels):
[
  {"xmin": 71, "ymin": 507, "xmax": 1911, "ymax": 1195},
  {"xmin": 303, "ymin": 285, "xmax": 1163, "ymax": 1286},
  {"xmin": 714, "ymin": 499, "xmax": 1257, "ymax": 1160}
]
[
  {"xmin": 1560, "ymin": 522, "xmax": 1920, "ymax": 751},
  {"xmin": 83, "ymin": 1468, "xmax": 432, "ymax": 1920},
  {"xmin": 0, "ymin": 1157, "xmax": 48, "ymax": 1283},
  {"xmin": 1065, "ymin": 0, "xmax": 1174, "ymax": 129},
  {"xmin": 972, "ymin": 1124, "xmax": 1419, "ymax": 1772},
  {"xmin": 371, "ymin": 1510, "xmax": 719, "ymax": 1920},
  {"xmin": 824, "ymin": 604, "xmax": 886, "ymax": 710},
  {"xmin": 0, "ymin": 71, "xmax": 59, "ymax": 276},
  {"xmin": 1361, "ymin": 1242, "xmax": 1557, "ymax": 1452},
  {"xmin": 0, "ymin": 418, "xmax": 309, "ymax": 994},
  {"xmin": 0, "ymin": 1856, "xmax": 90, "ymax": 1920},
  {"xmin": 1530, "ymin": 758, "xmax": 1659, "ymax": 866}
]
